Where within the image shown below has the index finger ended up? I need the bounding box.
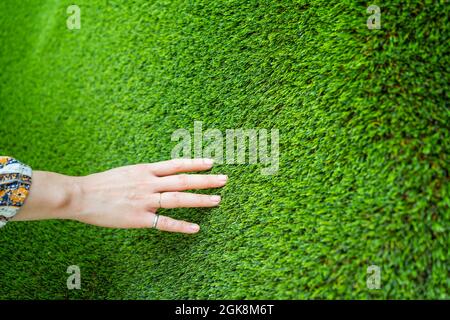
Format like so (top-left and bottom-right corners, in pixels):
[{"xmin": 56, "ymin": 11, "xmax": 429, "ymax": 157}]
[{"xmin": 148, "ymin": 158, "xmax": 214, "ymax": 176}]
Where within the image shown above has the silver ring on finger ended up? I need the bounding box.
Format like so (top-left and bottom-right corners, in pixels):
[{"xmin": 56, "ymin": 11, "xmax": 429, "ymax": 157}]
[
  {"xmin": 152, "ymin": 214, "xmax": 160, "ymax": 229},
  {"xmin": 158, "ymin": 192, "xmax": 163, "ymax": 208}
]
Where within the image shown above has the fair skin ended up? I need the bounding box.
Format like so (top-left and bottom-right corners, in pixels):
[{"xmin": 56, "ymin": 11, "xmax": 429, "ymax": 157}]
[{"xmin": 12, "ymin": 158, "xmax": 227, "ymax": 234}]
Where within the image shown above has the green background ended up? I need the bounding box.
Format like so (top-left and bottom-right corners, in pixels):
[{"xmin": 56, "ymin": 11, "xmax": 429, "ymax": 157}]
[{"xmin": 0, "ymin": 0, "xmax": 448, "ymax": 299}]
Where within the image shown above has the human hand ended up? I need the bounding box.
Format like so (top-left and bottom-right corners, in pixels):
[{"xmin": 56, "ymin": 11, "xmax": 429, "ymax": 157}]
[{"xmin": 14, "ymin": 159, "xmax": 227, "ymax": 234}]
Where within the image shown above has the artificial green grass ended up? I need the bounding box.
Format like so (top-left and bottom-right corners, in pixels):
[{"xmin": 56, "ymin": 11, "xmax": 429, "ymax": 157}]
[{"xmin": 0, "ymin": 0, "xmax": 448, "ymax": 299}]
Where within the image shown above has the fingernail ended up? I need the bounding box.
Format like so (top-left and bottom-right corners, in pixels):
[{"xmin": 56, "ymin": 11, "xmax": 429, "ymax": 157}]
[
  {"xmin": 190, "ymin": 224, "xmax": 200, "ymax": 232},
  {"xmin": 219, "ymin": 175, "xmax": 228, "ymax": 182},
  {"xmin": 210, "ymin": 195, "xmax": 221, "ymax": 202},
  {"xmin": 203, "ymin": 158, "xmax": 214, "ymax": 166}
]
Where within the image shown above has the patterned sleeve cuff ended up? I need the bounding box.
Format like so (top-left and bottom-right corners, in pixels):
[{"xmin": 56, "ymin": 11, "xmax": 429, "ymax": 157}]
[{"xmin": 0, "ymin": 157, "xmax": 33, "ymax": 228}]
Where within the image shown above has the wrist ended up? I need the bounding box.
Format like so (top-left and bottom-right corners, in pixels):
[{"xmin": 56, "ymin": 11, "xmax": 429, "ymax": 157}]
[
  {"xmin": 57, "ymin": 174, "xmax": 83, "ymax": 221},
  {"xmin": 12, "ymin": 171, "xmax": 81, "ymax": 221}
]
